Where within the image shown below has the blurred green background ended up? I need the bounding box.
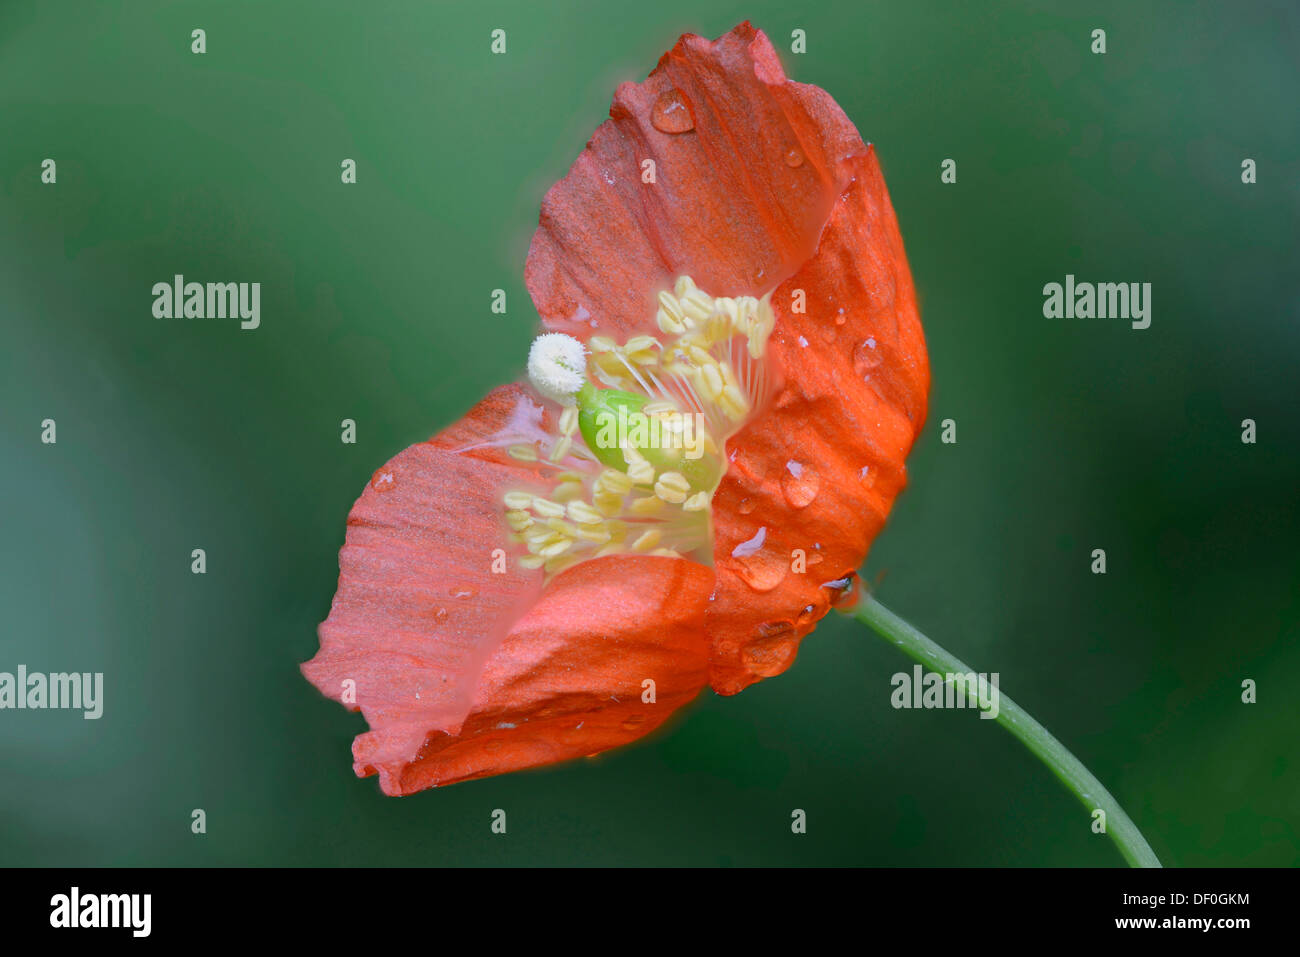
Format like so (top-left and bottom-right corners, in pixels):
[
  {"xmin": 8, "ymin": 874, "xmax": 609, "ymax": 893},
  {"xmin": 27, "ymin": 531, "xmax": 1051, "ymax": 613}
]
[{"xmin": 1, "ymin": 0, "xmax": 1296, "ymax": 866}]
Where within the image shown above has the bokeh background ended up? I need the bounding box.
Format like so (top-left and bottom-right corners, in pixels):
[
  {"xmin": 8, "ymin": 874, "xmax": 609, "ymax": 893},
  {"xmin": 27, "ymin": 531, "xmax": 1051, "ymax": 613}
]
[{"xmin": 1, "ymin": 0, "xmax": 1296, "ymax": 866}]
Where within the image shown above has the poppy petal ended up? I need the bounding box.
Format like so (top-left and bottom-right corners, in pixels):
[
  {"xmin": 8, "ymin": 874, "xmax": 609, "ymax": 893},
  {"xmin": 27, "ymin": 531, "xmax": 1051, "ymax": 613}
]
[
  {"xmin": 359, "ymin": 554, "xmax": 714, "ymax": 793},
  {"xmin": 302, "ymin": 385, "xmax": 553, "ymax": 774},
  {"xmin": 708, "ymin": 149, "xmax": 929, "ymax": 694},
  {"xmin": 525, "ymin": 21, "xmax": 868, "ymax": 340}
]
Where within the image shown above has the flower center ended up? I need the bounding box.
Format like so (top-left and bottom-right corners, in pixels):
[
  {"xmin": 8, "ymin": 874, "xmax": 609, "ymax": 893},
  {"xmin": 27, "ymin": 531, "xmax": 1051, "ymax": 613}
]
[{"xmin": 504, "ymin": 275, "xmax": 775, "ymax": 576}]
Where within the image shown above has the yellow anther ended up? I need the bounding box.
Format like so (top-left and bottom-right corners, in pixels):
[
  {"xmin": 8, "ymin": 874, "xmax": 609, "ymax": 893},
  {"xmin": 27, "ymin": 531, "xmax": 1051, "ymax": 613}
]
[
  {"xmin": 597, "ymin": 469, "xmax": 633, "ymax": 495},
  {"xmin": 593, "ymin": 352, "xmax": 628, "ymax": 375},
  {"xmin": 552, "ymin": 480, "xmax": 585, "ymax": 503},
  {"xmin": 558, "ymin": 406, "xmax": 579, "ymax": 436},
  {"xmin": 657, "ymin": 290, "xmax": 684, "ymax": 324},
  {"xmin": 629, "ymin": 494, "xmax": 666, "ymax": 516},
  {"xmin": 654, "ymin": 471, "xmax": 690, "ymax": 504},
  {"xmin": 503, "ymin": 491, "xmax": 533, "ymax": 510},
  {"xmin": 574, "ymin": 524, "xmax": 612, "ymax": 544},
  {"xmin": 673, "ymin": 276, "xmax": 698, "ymax": 298},
  {"xmin": 682, "ymin": 491, "xmax": 711, "ymax": 512},
  {"xmin": 627, "ymin": 458, "xmax": 654, "ymax": 485},
  {"xmin": 518, "ymin": 555, "xmax": 546, "ymax": 570},
  {"xmin": 507, "ymin": 444, "xmax": 538, "ymax": 462},
  {"xmin": 679, "ymin": 289, "xmax": 713, "ymax": 323},
  {"xmin": 686, "ymin": 344, "xmax": 714, "ymax": 367},
  {"xmin": 549, "ymin": 435, "xmax": 572, "ymax": 462},
  {"xmin": 747, "ymin": 300, "xmax": 775, "ymax": 358},
  {"xmin": 719, "ymin": 384, "xmax": 749, "ymax": 420},
  {"xmin": 656, "ymin": 308, "xmax": 686, "ymax": 336},
  {"xmin": 594, "ymin": 491, "xmax": 626, "ymax": 516},
  {"xmin": 624, "ymin": 335, "xmax": 659, "ymax": 354},
  {"xmin": 701, "ymin": 313, "xmax": 730, "ymax": 343},
  {"xmin": 698, "ymin": 364, "xmax": 725, "ymax": 401},
  {"xmin": 505, "ymin": 509, "xmax": 533, "ymax": 531},
  {"xmin": 566, "ymin": 500, "xmax": 604, "ymax": 525},
  {"xmin": 530, "ymin": 498, "xmax": 566, "ymax": 518},
  {"xmin": 545, "ymin": 517, "xmax": 579, "ymax": 538},
  {"xmin": 538, "ymin": 539, "xmax": 573, "ymax": 559},
  {"xmin": 523, "ymin": 525, "xmax": 558, "ymax": 546},
  {"xmin": 631, "ymin": 529, "xmax": 662, "ymax": 552},
  {"xmin": 588, "ymin": 336, "xmax": 617, "ymax": 353}
]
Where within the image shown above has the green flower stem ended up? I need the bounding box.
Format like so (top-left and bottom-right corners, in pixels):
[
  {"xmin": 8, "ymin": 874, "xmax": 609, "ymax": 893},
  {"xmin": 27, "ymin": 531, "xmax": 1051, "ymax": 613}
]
[{"xmin": 845, "ymin": 594, "xmax": 1162, "ymax": 868}]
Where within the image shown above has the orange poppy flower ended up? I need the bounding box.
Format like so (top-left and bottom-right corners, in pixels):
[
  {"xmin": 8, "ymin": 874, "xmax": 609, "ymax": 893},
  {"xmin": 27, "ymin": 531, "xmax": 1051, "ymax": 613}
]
[{"xmin": 302, "ymin": 21, "xmax": 928, "ymax": 794}]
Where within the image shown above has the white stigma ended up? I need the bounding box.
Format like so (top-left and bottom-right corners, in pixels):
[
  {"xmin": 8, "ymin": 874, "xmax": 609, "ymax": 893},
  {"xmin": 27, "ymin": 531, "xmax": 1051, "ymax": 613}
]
[{"xmin": 527, "ymin": 333, "xmax": 588, "ymax": 404}]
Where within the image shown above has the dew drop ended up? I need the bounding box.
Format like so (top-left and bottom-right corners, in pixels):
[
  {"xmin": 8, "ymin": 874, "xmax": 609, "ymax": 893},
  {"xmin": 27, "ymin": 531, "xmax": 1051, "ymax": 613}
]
[
  {"xmin": 736, "ymin": 496, "xmax": 757, "ymax": 515},
  {"xmin": 784, "ymin": 148, "xmax": 804, "ymax": 168},
  {"xmin": 742, "ymin": 620, "xmax": 798, "ymax": 676},
  {"xmin": 732, "ymin": 526, "xmax": 766, "ymax": 557},
  {"xmin": 449, "ymin": 586, "xmax": 477, "ymax": 600},
  {"xmin": 621, "ymin": 713, "xmax": 647, "ymax": 731},
  {"xmin": 853, "ymin": 337, "xmax": 882, "ymax": 376},
  {"xmin": 370, "ymin": 470, "xmax": 396, "ymax": 491},
  {"xmin": 651, "ymin": 88, "xmax": 694, "ymax": 133},
  {"xmin": 781, "ymin": 460, "xmax": 820, "ymax": 508},
  {"xmin": 821, "ymin": 574, "xmax": 860, "ymax": 608},
  {"xmin": 734, "ymin": 549, "xmax": 787, "ymax": 593},
  {"xmin": 434, "ymin": 607, "xmax": 449, "ymax": 622},
  {"xmin": 797, "ymin": 604, "xmax": 817, "ymax": 624}
]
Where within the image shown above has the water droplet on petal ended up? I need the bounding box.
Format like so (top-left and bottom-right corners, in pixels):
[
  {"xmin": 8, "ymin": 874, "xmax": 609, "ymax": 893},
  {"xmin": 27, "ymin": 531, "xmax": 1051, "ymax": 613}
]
[
  {"xmin": 370, "ymin": 470, "xmax": 396, "ymax": 491},
  {"xmin": 853, "ymin": 337, "xmax": 882, "ymax": 376},
  {"xmin": 821, "ymin": 574, "xmax": 860, "ymax": 608},
  {"xmin": 781, "ymin": 460, "xmax": 820, "ymax": 508},
  {"xmin": 797, "ymin": 604, "xmax": 817, "ymax": 624},
  {"xmin": 732, "ymin": 526, "xmax": 766, "ymax": 558},
  {"xmin": 449, "ymin": 586, "xmax": 477, "ymax": 600},
  {"xmin": 784, "ymin": 148, "xmax": 804, "ymax": 168},
  {"xmin": 743, "ymin": 620, "xmax": 798, "ymax": 676},
  {"xmin": 737, "ymin": 497, "xmax": 757, "ymax": 515},
  {"xmin": 651, "ymin": 88, "xmax": 693, "ymax": 133},
  {"xmin": 733, "ymin": 547, "xmax": 787, "ymax": 593},
  {"xmin": 434, "ymin": 607, "xmax": 449, "ymax": 622},
  {"xmin": 621, "ymin": 713, "xmax": 647, "ymax": 731},
  {"xmin": 758, "ymin": 620, "xmax": 794, "ymax": 639}
]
